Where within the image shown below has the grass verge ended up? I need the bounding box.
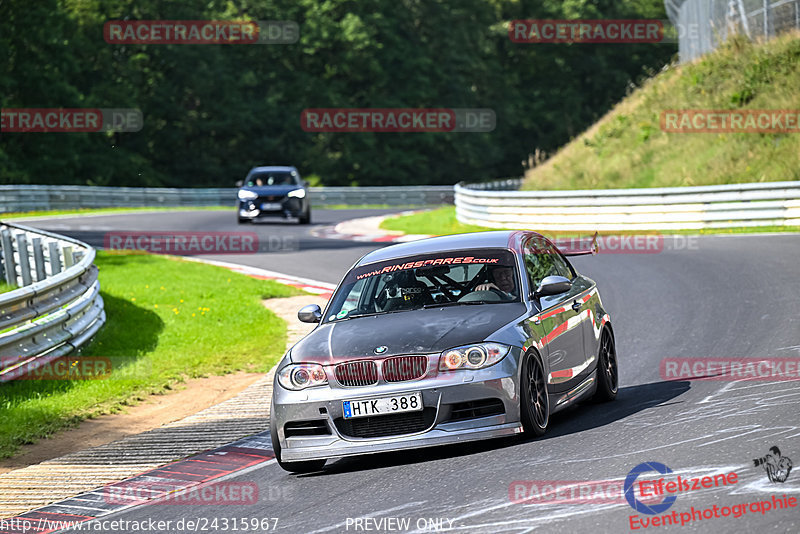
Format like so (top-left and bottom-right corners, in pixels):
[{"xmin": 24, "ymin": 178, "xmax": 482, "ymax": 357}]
[
  {"xmin": 380, "ymin": 207, "xmax": 488, "ymax": 235},
  {"xmin": 522, "ymin": 33, "xmax": 800, "ymax": 191},
  {"xmin": 380, "ymin": 207, "xmax": 800, "ymax": 236},
  {"xmin": 0, "ymin": 282, "xmax": 16, "ymax": 294},
  {"xmin": 1, "ymin": 206, "xmax": 230, "ymax": 220},
  {"xmin": 0, "ymin": 251, "xmax": 303, "ymax": 459}
]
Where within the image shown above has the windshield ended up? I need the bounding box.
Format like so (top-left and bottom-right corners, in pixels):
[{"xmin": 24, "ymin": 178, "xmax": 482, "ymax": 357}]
[
  {"xmin": 324, "ymin": 248, "xmax": 520, "ymax": 322},
  {"xmin": 245, "ymin": 171, "xmax": 298, "ymax": 187}
]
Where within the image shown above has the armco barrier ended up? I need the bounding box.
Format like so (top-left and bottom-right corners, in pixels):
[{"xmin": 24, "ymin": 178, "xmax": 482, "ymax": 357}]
[
  {"xmin": 0, "ymin": 185, "xmax": 454, "ymax": 212},
  {"xmin": 455, "ymin": 179, "xmax": 800, "ymax": 231},
  {"xmin": 0, "ymin": 222, "xmax": 105, "ymax": 382}
]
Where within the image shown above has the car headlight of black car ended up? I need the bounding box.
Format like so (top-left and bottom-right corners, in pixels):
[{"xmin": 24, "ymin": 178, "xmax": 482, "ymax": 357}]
[
  {"xmin": 287, "ymin": 188, "xmax": 306, "ymax": 198},
  {"xmin": 439, "ymin": 342, "xmax": 510, "ymax": 371},
  {"xmin": 277, "ymin": 363, "xmax": 328, "ymax": 390},
  {"xmin": 238, "ymin": 190, "xmax": 258, "ymax": 200}
]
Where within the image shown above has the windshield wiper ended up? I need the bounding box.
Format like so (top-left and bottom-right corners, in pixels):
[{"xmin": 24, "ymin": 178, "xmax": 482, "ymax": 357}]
[
  {"xmin": 342, "ymin": 310, "xmax": 405, "ymax": 320},
  {"xmin": 422, "ymin": 300, "xmax": 489, "ymax": 308}
]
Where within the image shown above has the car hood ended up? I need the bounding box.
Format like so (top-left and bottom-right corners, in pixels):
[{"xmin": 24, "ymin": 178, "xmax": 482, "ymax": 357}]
[
  {"xmin": 290, "ymin": 303, "xmax": 526, "ymax": 364},
  {"xmin": 242, "ymin": 185, "xmax": 302, "ymax": 196}
]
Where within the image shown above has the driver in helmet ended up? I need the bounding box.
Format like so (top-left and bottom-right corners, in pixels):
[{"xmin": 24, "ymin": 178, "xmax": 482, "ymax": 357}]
[{"xmin": 475, "ymin": 266, "xmax": 517, "ymax": 299}]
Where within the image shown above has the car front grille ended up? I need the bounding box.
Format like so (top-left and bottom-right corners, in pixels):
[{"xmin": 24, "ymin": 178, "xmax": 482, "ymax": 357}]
[
  {"xmin": 334, "ymin": 408, "xmax": 436, "ymax": 438},
  {"xmin": 335, "ymin": 361, "xmax": 379, "ymax": 387},
  {"xmin": 382, "ymin": 355, "xmax": 428, "ymax": 382}
]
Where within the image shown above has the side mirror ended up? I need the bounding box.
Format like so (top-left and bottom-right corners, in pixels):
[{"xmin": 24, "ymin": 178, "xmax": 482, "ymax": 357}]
[
  {"xmin": 235, "ymin": 180, "xmax": 243, "ymax": 187},
  {"xmin": 534, "ymin": 276, "xmax": 571, "ymax": 298},
  {"xmin": 298, "ymin": 304, "xmax": 322, "ymax": 323}
]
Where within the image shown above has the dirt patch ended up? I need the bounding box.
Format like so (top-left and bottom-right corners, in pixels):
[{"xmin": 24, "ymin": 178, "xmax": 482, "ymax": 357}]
[{"xmin": 0, "ymin": 371, "xmax": 263, "ymax": 474}]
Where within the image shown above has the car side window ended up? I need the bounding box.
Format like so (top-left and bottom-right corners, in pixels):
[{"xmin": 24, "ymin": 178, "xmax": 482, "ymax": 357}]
[{"xmin": 523, "ymin": 238, "xmax": 573, "ymax": 290}]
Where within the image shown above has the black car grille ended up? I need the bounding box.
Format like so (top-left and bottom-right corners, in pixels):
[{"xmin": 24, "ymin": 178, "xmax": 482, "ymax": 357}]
[
  {"xmin": 335, "ymin": 361, "xmax": 379, "ymax": 387},
  {"xmin": 383, "ymin": 355, "xmax": 428, "ymax": 382},
  {"xmin": 334, "ymin": 408, "xmax": 436, "ymax": 438},
  {"xmin": 284, "ymin": 419, "xmax": 331, "ymax": 438},
  {"xmin": 447, "ymin": 399, "xmax": 505, "ymax": 422},
  {"xmin": 258, "ymin": 195, "xmax": 284, "ymax": 202}
]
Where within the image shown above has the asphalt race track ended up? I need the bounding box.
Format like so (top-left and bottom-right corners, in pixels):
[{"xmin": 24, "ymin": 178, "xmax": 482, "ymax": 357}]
[{"xmin": 23, "ymin": 210, "xmax": 800, "ymax": 533}]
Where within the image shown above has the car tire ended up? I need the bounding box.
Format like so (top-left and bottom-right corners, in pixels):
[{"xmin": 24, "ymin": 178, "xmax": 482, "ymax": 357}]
[
  {"xmin": 298, "ymin": 211, "xmax": 311, "ymax": 225},
  {"xmin": 237, "ymin": 217, "xmax": 250, "ymax": 224},
  {"xmin": 593, "ymin": 328, "xmax": 618, "ymax": 402},
  {"xmin": 520, "ymin": 351, "xmax": 549, "ymax": 436},
  {"xmin": 270, "ymin": 415, "xmax": 326, "ymax": 473}
]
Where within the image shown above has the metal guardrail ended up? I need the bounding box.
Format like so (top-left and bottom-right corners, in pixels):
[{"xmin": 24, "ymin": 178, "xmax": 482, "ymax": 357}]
[
  {"xmin": 0, "ymin": 185, "xmax": 454, "ymax": 211},
  {"xmin": 0, "ymin": 222, "xmax": 105, "ymax": 382},
  {"xmin": 666, "ymin": 0, "xmax": 800, "ymax": 63},
  {"xmin": 455, "ymin": 179, "xmax": 800, "ymax": 231}
]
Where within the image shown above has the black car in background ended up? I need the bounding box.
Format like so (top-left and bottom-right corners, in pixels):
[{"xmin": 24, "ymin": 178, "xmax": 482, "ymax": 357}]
[{"xmin": 237, "ymin": 166, "xmax": 311, "ymax": 224}]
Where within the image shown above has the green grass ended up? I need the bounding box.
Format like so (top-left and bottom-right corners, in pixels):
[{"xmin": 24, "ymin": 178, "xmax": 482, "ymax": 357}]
[
  {"xmin": 380, "ymin": 207, "xmax": 489, "ymax": 235},
  {"xmin": 380, "ymin": 206, "xmax": 800, "ymax": 236},
  {"xmin": 0, "ymin": 282, "xmax": 16, "ymax": 294},
  {"xmin": 522, "ymin": 32, "xmax": 800, "ymax": 191},
  {"xmin": 1, "ymin": 206, "xmax": 231, "ymax": 220},
  {"xmin": 0, "ymin": 204, "xmax": 443, "ymax": 219},
  {"xmin": 0, "ymin": 251, "xmax": 303, "ymax": 458}
]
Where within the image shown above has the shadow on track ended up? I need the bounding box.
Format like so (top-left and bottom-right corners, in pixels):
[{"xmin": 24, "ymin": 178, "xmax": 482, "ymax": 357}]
[{"xmin": 290, "ymin": 380, "xmax": 691, "ymax": 477}]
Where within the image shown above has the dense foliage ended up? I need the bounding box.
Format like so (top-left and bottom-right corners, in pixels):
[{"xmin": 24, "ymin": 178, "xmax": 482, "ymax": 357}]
[{"xmin": 0, "ymin": 0, "xmax": 673, "ymax": 186}]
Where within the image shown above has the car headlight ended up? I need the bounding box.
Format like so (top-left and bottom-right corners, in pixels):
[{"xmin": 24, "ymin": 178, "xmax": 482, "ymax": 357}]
[
  {"xmin": 439, "ymin": 343, "xmax": 510, "ymax": 371},
  {"xmin": 277, "ymin": 363, "xmax": 328, "ymax": 390},
  {"xmin": 238, "ymin": 190, "xmax": 258, "ymax": 200},
  {"xmin": 287, "ymin": 188, "xmax": 306, "ymax": 199}
]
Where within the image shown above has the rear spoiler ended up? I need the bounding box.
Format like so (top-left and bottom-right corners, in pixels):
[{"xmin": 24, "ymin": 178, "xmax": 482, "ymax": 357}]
[{"xmin": 559, "ymin": 232, "xmax": 599, "ymax": 257}]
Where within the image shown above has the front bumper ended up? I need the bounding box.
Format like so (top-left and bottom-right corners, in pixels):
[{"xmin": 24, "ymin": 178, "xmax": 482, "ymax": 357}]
[
  {"xmin": 239, "ymin": 197, "xmax": 305, "ymax": 219},
  {"xmin": 272, "ymin": 352, "xmax": 523, "ymax": 462}
]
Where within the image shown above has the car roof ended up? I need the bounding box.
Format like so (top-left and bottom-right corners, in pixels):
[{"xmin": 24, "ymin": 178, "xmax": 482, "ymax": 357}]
[
  {"xmin": 247, "ymin": 166, "xmax": 297, "ymax": 173},
  {"xmin": 356, "ymin": 230, "xmax": 542, "ymax": 266}
]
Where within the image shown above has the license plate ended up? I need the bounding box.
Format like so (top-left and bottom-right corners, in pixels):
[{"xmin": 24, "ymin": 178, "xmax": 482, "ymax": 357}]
[
  {"xmin": 343, "ymin": 392, "xmax": 422, "ymax": 419},
  {"xmin": 260, "ymin": 202, "xmax": 282, "ymax": 210}
]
